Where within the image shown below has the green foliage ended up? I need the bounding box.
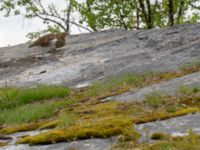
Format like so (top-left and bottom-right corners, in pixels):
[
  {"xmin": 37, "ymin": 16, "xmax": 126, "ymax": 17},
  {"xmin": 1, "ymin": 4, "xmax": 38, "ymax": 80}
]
[
  {"xmin": 1, "ymin": 0, "xmax": 200, "ymax": 37},
  {"xmin": 78, "ymin": 0, "xmax": 200, "ymax": 30},
  {"xmin": 78, "ymin": 0, "xmax": 137, "ymax": 30},
  {"xmin": 26, "ymin": 25, "xmax": 62, "ymax": 40},
  {"xmin": 0, "ymin": 85, "xmax": 70, "ymax": 110}
]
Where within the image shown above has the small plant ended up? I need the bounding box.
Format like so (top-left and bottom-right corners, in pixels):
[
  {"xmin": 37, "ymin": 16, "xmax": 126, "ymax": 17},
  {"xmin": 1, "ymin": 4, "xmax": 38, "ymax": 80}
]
[
  {"xmin": 151, "ymin": 132, "xmax": 167, "ymax": 140},
  {"xmin": 178, "ymin": 85, "xmax": 200, "ymax": 96},
  {"xmin": 145, "ymin": 91, "xmax": 165, "ymax": 108},
  {"xmin": 82, "ymin": 73, "xmax": 143, "ymax": 99},
  {"xmin": 166, "ymin": 106, "xmax": 176, "ymax": 113},
  {"xmin": 179, "ymin": 61, "xmax": 200, "ymax": 74},
  {"xmin": 58, "ymin": 113, "xmax": 76, "ymax": 127}
]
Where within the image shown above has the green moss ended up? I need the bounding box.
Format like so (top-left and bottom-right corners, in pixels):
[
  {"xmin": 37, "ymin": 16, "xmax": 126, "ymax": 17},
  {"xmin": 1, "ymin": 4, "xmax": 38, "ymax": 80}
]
[
  {"xmin": 17, "ymin": 117, "xmax": 140, "ymax": 145},
  {"xmin": 0, "ymin": 121, "xmax": 50, "ymax": 135},
  {"xmin": 132, "ymin": 107, "xmax": 199, "ymax": 124},
  {"xmin": 39, "ymin": 120, "xmax": 60, "ymax": 130}
]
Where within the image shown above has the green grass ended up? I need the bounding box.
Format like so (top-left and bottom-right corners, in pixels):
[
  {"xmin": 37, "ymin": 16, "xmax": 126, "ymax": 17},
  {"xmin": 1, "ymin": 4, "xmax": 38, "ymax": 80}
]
[
  {"xmin": 141, "ymin": 131, "xmax": 200, "ymax": 150},
  {"xmin": 178, "ymin": 85, "xmax": 200, "ymax": 96},
  {"xmin": 179, "ymin": 60, "xmax": 200, "ymax": 74},
  {"xmin": 145, "ymin": 91, "xmax": 165, "ymax": 108},
  {"xmin": 82, "ymin": 73, "xmax": 143, "ymax": 98},
  {"xmin": 0, "ymin": 85, "xmax": 70, "ymax": 110},
  {"xmin": 0, "ymin": 99, "xmax": 73, "ymax": 125},
  {"xmin": 58, "ymin": 112, "xmax": 76, "ymax": 127}
]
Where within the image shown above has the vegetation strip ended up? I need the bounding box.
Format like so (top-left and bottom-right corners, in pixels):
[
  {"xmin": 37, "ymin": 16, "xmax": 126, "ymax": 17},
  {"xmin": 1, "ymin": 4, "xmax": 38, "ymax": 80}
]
[
  {"xmin": 0, "ymin": 62, "xmax": 199, "ymax": 147},
  {"xmin": 0, "ymin": 121, "xmax": 52, "ymax": 135},
  {"xmin": 72, "ymin": 61, "xmax": 200, "ymax": 103},
  {"xmin": 11, "ymin": 86, "xmax": 200, "ymax": 145},
  {"xmin": 0, "ymin": 85, "xmax": 70, "ymax": 110},
  {"xmin": 112, "ymin": 131, "xmax": 200, "ymax": 150}
]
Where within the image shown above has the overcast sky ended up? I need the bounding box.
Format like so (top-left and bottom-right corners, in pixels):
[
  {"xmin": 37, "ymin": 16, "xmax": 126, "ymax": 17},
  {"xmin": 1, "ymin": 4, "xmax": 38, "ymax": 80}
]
[{"xmin": 0, "ymin": 0, "xmax": 85, "ymax": 48}]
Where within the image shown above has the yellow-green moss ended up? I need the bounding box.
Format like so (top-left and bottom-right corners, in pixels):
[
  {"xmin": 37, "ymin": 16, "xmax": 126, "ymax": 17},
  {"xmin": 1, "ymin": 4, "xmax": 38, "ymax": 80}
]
[
  {"xmin": 0, "ymin": 120, "xmax": 54, "ymax": 135},
  {"xmin": 132, "ymin": 107, "xmax": 199, "ymax": 124},
  {"xmin": 0, "ymin": 141, "xmax": 6, "ymax": 147},
  {"xmin": 38, "ymin": 120, "xmax": 60, "ymax": 130},
  {"xmin": 17, "ymin": 117, "xmax": 140, "ymax": 145}
]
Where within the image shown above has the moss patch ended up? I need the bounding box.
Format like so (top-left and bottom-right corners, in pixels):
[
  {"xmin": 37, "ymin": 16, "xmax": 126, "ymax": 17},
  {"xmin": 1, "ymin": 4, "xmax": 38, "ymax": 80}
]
[
  {"xmin": 0, "ymin": 120, "xmax": 55, "ymax": 135},
  {"xmin": 17, "ymin": 117, "xmax": 139, "ymax": 145},
  {"xmin": 132, "ymin": 107, "xmax": 199, "ymax": 124},
  {"xmin": 0, "ymin": 141, "xmax": 6, "ymax": 147},
  {"xmin": 2, "ymin": 87, "xmax": 200, "ymax": 142}
]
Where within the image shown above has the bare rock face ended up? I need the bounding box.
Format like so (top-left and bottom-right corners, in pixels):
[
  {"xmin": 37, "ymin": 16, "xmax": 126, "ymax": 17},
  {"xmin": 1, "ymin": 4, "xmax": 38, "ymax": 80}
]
[{"xmin": 0, "ymin": 23, "xmax": 200, "ymax": 88}]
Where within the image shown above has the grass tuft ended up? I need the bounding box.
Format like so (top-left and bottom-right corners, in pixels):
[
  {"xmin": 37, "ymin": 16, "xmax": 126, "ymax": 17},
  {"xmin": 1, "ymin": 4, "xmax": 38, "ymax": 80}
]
[
  {"xmin": 141, "ymin": 131, "xmax": 200, "ymax": 150},
  {"xmin": 145, "ymin": 91, "xmax": 165, "ymax": 108},
  {"xmin": 151, "ymin": 132, "xmax": 168, "ymax": 140},
  {"xmin": 0, "ymin": 99, "xmax": 73, "ymax": 125},
  {"xmin": 0, "ymin": 85, "xmax": 70, "ymax": 110}
]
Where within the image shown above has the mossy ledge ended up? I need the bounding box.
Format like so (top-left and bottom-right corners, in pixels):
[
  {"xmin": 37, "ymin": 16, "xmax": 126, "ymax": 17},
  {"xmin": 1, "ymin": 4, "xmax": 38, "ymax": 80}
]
[
  {"xmin": 17, "ymin": 117, "xmax": 140, "ymax": 145},
  {"xmin": 132, "ymin": 107, "xmax": 199, "ymax": 124},
  {"xmin": 0, "ymin": 120, "xmax": 58, "ymax": 135}
]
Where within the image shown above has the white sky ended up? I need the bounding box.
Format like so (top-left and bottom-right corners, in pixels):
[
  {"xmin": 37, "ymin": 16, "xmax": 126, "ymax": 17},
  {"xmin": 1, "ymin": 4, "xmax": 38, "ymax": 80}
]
[{"xmin": 0, "ymin": 0, "xmax": 86, "ymax": 48}]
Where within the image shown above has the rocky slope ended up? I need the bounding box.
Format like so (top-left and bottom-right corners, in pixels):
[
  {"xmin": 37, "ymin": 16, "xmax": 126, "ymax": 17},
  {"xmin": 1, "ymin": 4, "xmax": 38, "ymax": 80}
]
[
  {"xmin": 0, "ymin": 23, "xmax": 200, "ymax": 88},
  {"xmin": 0, "ymin": 23, "xmax": 200, "ymax": 150}
]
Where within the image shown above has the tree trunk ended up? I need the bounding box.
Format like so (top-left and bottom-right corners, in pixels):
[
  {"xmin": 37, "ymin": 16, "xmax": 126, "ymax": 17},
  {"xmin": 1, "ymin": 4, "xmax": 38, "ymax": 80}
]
[
  {"xmin": 66, "ymin": 2, "xmax": 72, "ymax": 32},
  {"xmin": 177, "ymin": 0, "xmax": 184, "ymax": 24},
  {"xmin": 146, "ymin": 0, "xmax": 153, "ymax": 29},
  {"xmin": 168, "ymin": 0, "xmax": 174, "ymax": 26}
]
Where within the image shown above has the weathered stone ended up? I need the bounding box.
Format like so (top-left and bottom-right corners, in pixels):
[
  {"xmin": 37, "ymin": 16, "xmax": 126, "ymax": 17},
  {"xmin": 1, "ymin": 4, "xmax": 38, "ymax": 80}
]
[
  {"xmin": 0, "ymin": 23, "xmax": 200, "ymax": 88},
  {"xmin": 135, "ymin": 113, "xmax": 200, "ymax": 142}
]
